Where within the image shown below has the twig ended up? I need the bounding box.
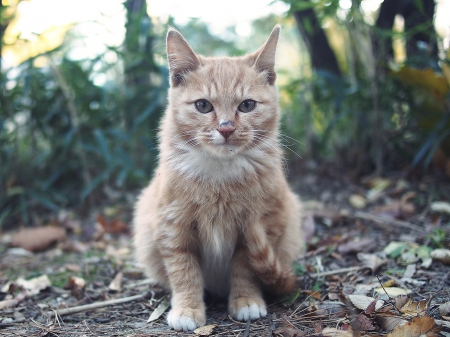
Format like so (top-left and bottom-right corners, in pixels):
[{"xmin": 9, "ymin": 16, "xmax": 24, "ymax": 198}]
[
  {"xmin": 242, "ymin": 319, "xmax": 251, "ymax": 337},
  {"xmin": 47, "ymin": 293, "xmax": 147, "ymax": 318},
  {"xmin": 309, "ymin": 266, "xmax": 362, "ymax": 278},
  {"xmin": 124, "ymin": 278, "xmax": 155, "ymax": 289},
  {"xmin": 353, "ymin": 211, "xmax": 426, "ymax": 233}
]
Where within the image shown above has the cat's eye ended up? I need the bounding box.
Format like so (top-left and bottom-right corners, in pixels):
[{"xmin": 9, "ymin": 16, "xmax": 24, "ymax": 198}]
[
  {"xmin": 238, "ymin": 100, "xmax": 256, "ymax": 113},
  {"xmin": 195, "ymin": 99, "xmax": 214, "ymax": 113}
]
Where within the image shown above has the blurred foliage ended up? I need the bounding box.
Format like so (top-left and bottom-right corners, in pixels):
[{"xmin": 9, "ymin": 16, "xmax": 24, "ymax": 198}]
[
  {"xmin": 0, "ymin": 1, "xmax": 168, "ymax": 229},
  {"xmin": 1, "ymin": 0, "xmax": 449, "ymax": 229},
  {"xmin": 279, "ymin": 0, "xmax": 450, "ymax": 175}
]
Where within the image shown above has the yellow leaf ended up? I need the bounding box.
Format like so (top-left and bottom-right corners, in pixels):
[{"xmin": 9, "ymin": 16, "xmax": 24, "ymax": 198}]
[
  {"xmin": 387, "ymin": 316, "xmax": 440, "ymax": 337},
  {"xmin": 375, "ymin": 287, "xmax": 411, "ymax": 297},
  {"xmin": 394, "ymin": 67, "xmax": 449, "ymax": 101},
  {"xmin": 194, "ymin": 324, "xmax": 217, "ymax": 336}
]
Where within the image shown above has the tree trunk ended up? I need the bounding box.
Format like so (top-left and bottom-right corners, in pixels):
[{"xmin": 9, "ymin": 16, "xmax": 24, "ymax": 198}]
[
  {"xmin": 402, "ymin": 0, "xmax": 437, "ymax": 61},
  {"xmin": 293, "ymin": 8, "xmax": 341, "ymax": 76},
  {"xmin": 375, "ymin": 0, "xmax": 403, "ymax": 60},
  {"xmin": 375, "ymin": 0, "xmax": 437, "ymax": 65}
]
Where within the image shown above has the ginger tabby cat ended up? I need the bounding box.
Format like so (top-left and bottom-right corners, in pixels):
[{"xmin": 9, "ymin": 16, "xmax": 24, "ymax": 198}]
[{"xmin": 133, "ymin": 25, "xmax": 304, "ymax": 331}]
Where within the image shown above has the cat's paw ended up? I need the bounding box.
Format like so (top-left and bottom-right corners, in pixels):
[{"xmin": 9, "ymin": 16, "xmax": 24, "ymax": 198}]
[
  {"xmin": 229, "ymin": 297, "xmax": 267, "ymax": 321},
  {"xmin": 167, "ymin": 307, "xmax": 206, "ymax": 331}
]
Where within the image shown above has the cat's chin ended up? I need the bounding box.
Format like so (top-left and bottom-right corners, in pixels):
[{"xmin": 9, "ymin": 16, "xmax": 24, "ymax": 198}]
[{"xmin": 206, "ymin": 144, "xmax": 244, "ymax": 158}]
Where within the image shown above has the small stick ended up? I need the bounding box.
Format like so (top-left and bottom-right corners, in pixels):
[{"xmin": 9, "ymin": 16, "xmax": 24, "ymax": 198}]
[
  {"xmin": 353, "ymin": 211, "xmax": 425, "ymax": 233},
  {"xmin": 124, "ymin": 278, "xmax": 155, "ymax": 289},
  {"xmin": 309, "ymin": 266, "xmax": 362, "ymax": 278},
  {"xmin": 47, "ymin": 293, "xmax": 147, "ymax": 318},
  {"xmin": 242, "ymin": 319, "xmax": 251, "ymax": 337}
]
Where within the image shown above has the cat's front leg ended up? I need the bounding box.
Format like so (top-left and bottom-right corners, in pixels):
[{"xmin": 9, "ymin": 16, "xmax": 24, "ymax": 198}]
[
  {"xmin": 228, "ymin": 248, "xmax": 267, "ymax": 321},
  {"xmin": 158, "ymin": 229, "xmax": 206, "ymax": 331}
]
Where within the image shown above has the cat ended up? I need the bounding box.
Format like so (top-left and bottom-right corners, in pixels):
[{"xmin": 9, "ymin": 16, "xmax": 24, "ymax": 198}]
[{"xmin": 133, "ymin": 25, "xmax": 305, "ymax": 332}]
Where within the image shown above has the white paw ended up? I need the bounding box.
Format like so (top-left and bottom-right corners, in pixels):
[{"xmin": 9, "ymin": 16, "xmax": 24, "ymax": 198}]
[
  {"xmin": 167, "ymin": 308, "xmax": 206, "ymax": 331},
  {"xmin": 231, "ymin": 302, "xmax": 267, "ymax": 321}
]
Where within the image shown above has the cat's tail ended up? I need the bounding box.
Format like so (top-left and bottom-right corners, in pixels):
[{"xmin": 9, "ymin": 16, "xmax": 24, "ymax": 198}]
[{"xmin": 245, "ymin": 226, "xmax": 297, "ymax": 295}]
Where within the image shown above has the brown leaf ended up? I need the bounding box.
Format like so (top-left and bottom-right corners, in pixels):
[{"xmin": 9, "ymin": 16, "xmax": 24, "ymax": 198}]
[
  {"xmin": 274, "ymin": 317, "xmax": 306, "ymax": 337},
  {"xmin": 376, "ymin": 312, "xmax": 408, "ymax": 332},
  {"xmin": 12, "ymin": 227, "xmax": 66, "ymax": 252},
  {"xmin": 96, "ymin": 214, "xmax": 128, "ymax": 234},
  {"xmin": 302, "ymin": 290, "xmax": 321, "ymax": 300},
  {"xmin": 386, "ymin": 316, "xmax": 440, "ymax": 337},
  {"xmin": 395, "ymin": 295, "xmax": 409, "ymax": 311},
  {"xmin": 351, "ymin": 314, "xmax": 375, "ymax": 332},
  {"xmin": 0, "ymin": 291, "xmax": 26, "ymax": 310},
  {"xmin": 64, "ymin": 276, "xmax": 85, "ymax": 300},
  {"xmin": 365, "ymin": 297, "xmax": 380, "ymax": 315},
  {"xmin": 372, "ymin": 200, "xmax": 414, "ymax": 220},
  {"xmin": 399, "ymin": 299, "xmax": 427, "ymax": 318},
  {"xmin": 338, "ymin": 238, "xmax": 377, "ymax": 254},
  {"xmin": 64, "ymin": 276, "xmax": 86, "ymax": 289}
]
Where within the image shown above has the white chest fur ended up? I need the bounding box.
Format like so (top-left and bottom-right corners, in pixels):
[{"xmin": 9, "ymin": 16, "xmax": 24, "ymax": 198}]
[{"xmin": 200, "ymin": 224, "xmax": 237, "ymax": 297}]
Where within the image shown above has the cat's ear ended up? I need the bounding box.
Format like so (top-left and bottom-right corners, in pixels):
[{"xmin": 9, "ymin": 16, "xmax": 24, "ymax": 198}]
[
  {"xmin": 166, "ymin": 27, "xmax": 200, "ymax": 87},
  {"xmin": 252, "ymin": 25, "xmax": 280, "ymax": 85}
]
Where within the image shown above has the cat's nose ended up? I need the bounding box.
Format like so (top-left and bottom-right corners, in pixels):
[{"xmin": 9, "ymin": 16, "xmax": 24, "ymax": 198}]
[{"xmin": 218, "ymin": 120, "xmax": 235, "ymax": 140}]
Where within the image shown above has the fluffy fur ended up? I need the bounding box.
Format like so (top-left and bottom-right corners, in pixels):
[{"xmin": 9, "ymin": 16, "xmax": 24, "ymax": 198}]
[{"xmin": 133, "ymin": 25, "xmax": 304, "ymax": 332}]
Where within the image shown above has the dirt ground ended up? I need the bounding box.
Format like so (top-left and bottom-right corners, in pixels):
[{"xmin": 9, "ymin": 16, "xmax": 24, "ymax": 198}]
[{"xmin": 1, "ymin": 161, "xmax": 449, "ymax": 336}]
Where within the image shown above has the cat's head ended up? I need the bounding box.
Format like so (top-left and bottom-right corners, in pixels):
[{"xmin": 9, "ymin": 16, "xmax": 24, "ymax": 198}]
[{"xmin": 165, "ymin": 25, "xmax": 281, "ymax": 159}]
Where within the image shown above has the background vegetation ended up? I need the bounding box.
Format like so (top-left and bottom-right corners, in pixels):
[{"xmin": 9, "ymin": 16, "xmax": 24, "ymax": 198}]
[{"xmin": 1, "ymin": 0, "xmax": 449, "ymax": 230}]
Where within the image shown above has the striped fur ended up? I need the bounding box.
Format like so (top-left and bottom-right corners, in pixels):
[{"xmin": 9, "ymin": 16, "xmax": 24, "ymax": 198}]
[{"xmin": 133, "ymin": 25, "xmax": 305, "ymax": 332}]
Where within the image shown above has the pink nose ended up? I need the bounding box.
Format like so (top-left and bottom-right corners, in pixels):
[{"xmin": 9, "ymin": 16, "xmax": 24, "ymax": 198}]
[{"xmin": 218, "ymin": 121, "xmax": 235, "ymax": 140}]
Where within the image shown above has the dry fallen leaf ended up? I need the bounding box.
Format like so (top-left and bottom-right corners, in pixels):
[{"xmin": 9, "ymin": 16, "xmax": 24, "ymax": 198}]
[
  {"xmin": 337, "ymin": 238, "xmax": 377, "ymax": 254},
  {"xmin": 430, "ymin": 249, "xmax": 450, "ymax": 265},
  {"xmin": 430, "ymin": 201, "xmax": 450, "ymax": 214},
  {"xmin": 439, "ymin": 302, "xmax": 450, "ymax": 320},
  {"xmin": 16, "ymin": 275, "xmax": 51, "ymax": 296},
  {"xmin": 0, "ymin": 291, "xmax": 26, "ymax": 310},
  {"xmin": 194, "ymin": 324, "xmax": 217, "ymax": 336},
  {"xmin": 108, "ymin": 272, "xmax": 123, "ymax": 292},
  {"xmin": 399, "ymin": 298, "xmax": 427, "ymax": 318},
  {"xmin": 376, "ymin": 312, "xmax": 408, "ymax": 332},
  {"xmin": 375, "ymin": 287, "xmax": 411, "ymax": 297},
  {"xmin": 322, "ymin": 327, "xmax": 353, "ymax": 337},
  {"xmin": 347, "ymin": 294, "xmax": 384, "ymax": 311},
  {"xmin": 12, "ymin": 227, "xmax": 66, "ymax": 252},
  {"xmin": 274, "ymin": 316, "xmax": 306, "ymax": 337},
  {"xmin": 372, "ymin": 200, "xmax": 415, "ymax": 219},
  {"xmin": 386, "ymin": 315, "xmax": 440, "ymax": 337},
  {"xmin": 147, "ymin": 296, "xmax": 171, "ymax": 323},
  {"xmin": 395, "ymin": 295, "xmax": 409, "ymax": 311},
  {"xmin": 357, "ymin": 253, "xmax": 387, "ymax": 271},
  {"xmin": 64, "ymin": 276, "xmax": 86, "ymax": 289},
  {"xmin": 63, "ymin": 276, "xmax": 86, "ymax": 300},
  {"xmin": 351, "ymin": 314, "xmax": 375, "ymax": 331},
  {"xmin": 64, "ymin": 264, "xmax": 81, "ymax": 272},
  {"xmin": 349, "ymin": 194, "xmax": 367, "ymax": 209}
]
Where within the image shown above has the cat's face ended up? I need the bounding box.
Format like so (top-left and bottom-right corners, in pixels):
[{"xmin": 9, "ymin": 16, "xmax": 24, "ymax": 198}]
[{"xmin": 166, "ymin": 26, "xmax": 281, "ymax": 159}]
